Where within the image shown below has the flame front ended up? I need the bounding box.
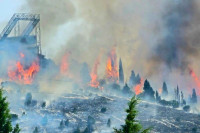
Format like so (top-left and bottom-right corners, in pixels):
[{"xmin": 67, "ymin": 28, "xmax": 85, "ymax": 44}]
[
  {"xmin": 89, "ymin": 56, "xmax": 100, "ymax": 88},
  {"xmin": 8, "ymin": 60, "xmax": 40, "ymax": 84},
  {"xmin": 60, "ymin": 53, "xmax": 69, "ymax": 75},
  {"xmin": 134, "ymin": 78, "xmax": 144, "ymax": 95},
  {"xmin": 106, "ymin": 48, "xmax": 118, "ymax": 82},
  {"xmin": 189, "ymin": 68, "xmax": 200, "ymax": 95}
]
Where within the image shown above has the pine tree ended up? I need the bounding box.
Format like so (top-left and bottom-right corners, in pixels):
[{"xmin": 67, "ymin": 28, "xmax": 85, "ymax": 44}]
[
  {"xmin": 119, "ymin": 58, "xmax": 124, "ymax": 84},
  {"xmin": 162, "ymin": 82, "xmax": 168, "ymax": 97},
  {"xmin": 0, "ymin": 88, "xmax": 20, "ymax": 133},
  {"xmin": 114, "ymin": 96, "xmax": 151, "ymax": 133},
  {"xmin": 129, "ymin": 70, "xmax": 136, "ymax": 86},
  {"xmin": 33, "ymin": 127, "xmax": 39, "ymax": 133},
  {"xmin": 107, "ymin": 118, "xmax": 111, "ymax": 127},
  {"xmin": 191, "ymin": 88, "xmax": 197, "ymax": 104},
  {"xmin": 122, "ymin": 83, "xmax": 132, "ymax": 95},
  {"xmin": 12, "ymin": 124, "xmax": 20, "ymax": 133},
  {"xmin": 155, "ymin": 91, "xmax": 161, "ymax": 102},
  {"xmin": 141, "ymin": 80, "xmax": 155, "ymax": 101},
  {"xmin": 135, "ymin": 74, "xmax": 141, "ymax": 85}
]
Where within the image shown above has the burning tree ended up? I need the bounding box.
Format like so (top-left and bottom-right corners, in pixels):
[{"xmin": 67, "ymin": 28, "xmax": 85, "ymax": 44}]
[
  {"xmin": 106, "ymin": 48, "xmax": 119, "ymax": 82},
  {"xmin": 114, "ymin": 96, "xmax": 151, "ymax": 133},
  {"xmin": 0, "ymin": 88, "xmax": 20, "ymax": 133},
  {"xmin": 7, "ymin": 53, "xmax": 40, "ymax": 85}
]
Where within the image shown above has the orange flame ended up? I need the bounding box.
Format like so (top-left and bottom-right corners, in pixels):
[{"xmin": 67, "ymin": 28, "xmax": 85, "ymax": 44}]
[
  {"xmin": 134, "ymin": 78, "xmax": 144, "ymax": 95},
  {"xmin": 189, "ymin": 68, "xmax": 200, "ymax": 95},
  {"xmin": 89, "ymin": 56, "xmax": 100, "ymax": 88},
  {"xmin": 106, "ymin": 48, "xmax": 118, "ymax": 82},
  {"xmin": 20, "ymin": 52, "xmax": 25, "ymax": 58},
  {"xmin": 8, "ymin": 60, "xmax": 40, "ymax": 84},
  {"xmin": 60, "ymin": 53, "xmax": 70, "ymax": 76},
  {"xmin": 158, "ymin": 88, "xmax": 162, "ymax": 94}
]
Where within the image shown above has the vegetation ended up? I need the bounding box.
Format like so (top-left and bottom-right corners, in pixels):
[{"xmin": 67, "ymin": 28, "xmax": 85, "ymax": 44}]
[
  {"xmin": 140, "ymin": 80, "xmax": 155, "ymax": 101},
  {"xmin": 0, "ymin": 88, "xmax": 20, "ymax": 133},
  {"xmin": 191, "ymin": 88, "xmax": 197, "ymax": 104},
  {"xmin": 114, "ymin": 96, "xmax": 151, "ymax": 133},
  {"xmin": 162, "ymin": 82, "xmax": 168, "ymax": 97}
]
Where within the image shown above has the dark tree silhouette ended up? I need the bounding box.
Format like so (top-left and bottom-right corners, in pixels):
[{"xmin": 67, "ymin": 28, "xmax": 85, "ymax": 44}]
[
  {"xmin": 0, "ymin": 88, "xmax": 20, "ymax": 133},
  {"xmin": 141, "ymin": 80, "xmax": 155, "ymax": 101},
  {"xmin": 122, "ymin": 83, "xmax": 132, "ymax": 95},
  {"xmin": 162, "ymin": 82, "xmax": 168, "ymax": 97},
  {"xmin": 191, "ymin": 88, "xmax": 197, "ymax": 104},
  {"xmin": 119, "ymin": 58, "xmax": 124, "ymax": 84},
  {"xmin": 155, "ymin": 91, "xmax": 161, "ymax": 102},
  {"xmin": 114, "ymin": 96, "xmax": 151, "ymax": 133},
  {"xmin": 129, "ymin": 70, "xmax": 136, "ymax": 87}
]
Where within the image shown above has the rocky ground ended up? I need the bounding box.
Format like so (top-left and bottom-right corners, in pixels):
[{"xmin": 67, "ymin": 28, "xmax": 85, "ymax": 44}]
[{"xmin": 8, "ymin": 90, "xmax": 200, "ymax": 133}]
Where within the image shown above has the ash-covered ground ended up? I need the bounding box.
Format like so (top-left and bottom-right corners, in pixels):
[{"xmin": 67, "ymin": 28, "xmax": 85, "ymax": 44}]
[{"xmin": 6, "ymin": 88, "xmax": 200, "ymax": 133}]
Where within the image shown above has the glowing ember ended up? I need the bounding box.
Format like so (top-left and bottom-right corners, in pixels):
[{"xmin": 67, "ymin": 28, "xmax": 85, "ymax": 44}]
[
  {"xmin": 89, "ymin": 56, "xmax": 100, "ymax": 88},
  {"xmin": 8, "ymin": 60, "xmax": 40, "ymax": 84},
  {"xmin": 134, "ymin": 78, "xmax": 144, "ymax": 95},
  {"xmin": 60, "ymin": 53, "xmax": 70, "ymax": 75},
  {"xmin": 106, "ymin": 48, "xmax": 118, "ymax": 82},
  {"xmin": 158, "ymin": 88, "xmax": 162, "ymax": 94},
  {"xmin": 189, "ymin": 68, "xmax": 200, "ymax": 95},
  {"xmin": 20, "ymin": 52, "xmax": 25, "ymax": 58}
]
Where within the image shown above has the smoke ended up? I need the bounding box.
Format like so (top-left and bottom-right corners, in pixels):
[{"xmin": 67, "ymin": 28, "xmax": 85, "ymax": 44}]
[
  {"xmin": 21, "ymin": 0, "xmax": 75, "ymax": 52},
  {"xmin": 150, "ymin": 0, "xmax": 200, "ymax": 72},
  {"xmin": 10, "ymin": 0, "xmax": 200, "ymax": 94}
]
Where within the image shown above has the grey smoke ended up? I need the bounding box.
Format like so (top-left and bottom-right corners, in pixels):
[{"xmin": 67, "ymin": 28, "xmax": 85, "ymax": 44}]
[{"xmin": 151, "ymin": 0, "xmax": 200, "ymax": 72}]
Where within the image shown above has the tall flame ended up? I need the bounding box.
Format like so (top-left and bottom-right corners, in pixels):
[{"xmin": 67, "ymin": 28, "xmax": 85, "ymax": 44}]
[
  {"xmin": 189, "ymin": 68, "xmax": 200, "ymax": 95},
  {"xmin": 134, "ymin": 78, "xmax": 144, "ymax": 95},
  {"xmin": 106, "ymin": 48, "xmax": 118, "ymax": 82},
  {"xmin": 60, "ymin": 53, "xmax": 70, "ymax": 76},
  {"xmin": 8, "ymin": 57, "xmax": 40, "ymax": 84},
  {"xmin": 89, "ymin": 56, "xmax": 101, "ymax": 88}
]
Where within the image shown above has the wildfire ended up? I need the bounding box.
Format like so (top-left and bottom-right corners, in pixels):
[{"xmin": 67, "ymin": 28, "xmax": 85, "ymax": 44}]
[
  {"xmin": 8, "ymin": 60, "xmax": 40, "ymax": 84},
  {"xmin": 134, "ymin": 78, "xmax": 144, "ymax": 95},
  {"xmin": 60, "ymin": 53, "xmax": 70, "ymax": 76},
  {"xmin": 158, "ymin": 88, "xmax": 162, "ymax": 94},
  {"xmin": 20, "ymin": 52, "xmax": 25, "ymax": 58},
  {"xmin": 106, "ymin": 48, "xmax": 118, "ymax": 82},
  {"xmin": 89, "ymin": 56, "xmax": 101, "ymax": 88},
  {"xmin": 189, "ymin": 68, "xmax": 200, "ymax": 95}
]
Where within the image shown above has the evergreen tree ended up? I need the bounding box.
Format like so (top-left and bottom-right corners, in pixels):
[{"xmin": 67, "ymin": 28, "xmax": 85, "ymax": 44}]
[
  {"xmin": 33, "ymin": 127, "xmax": 39, "ymax": 133},
  {"xmin": 191, "ymin": 88, "xmax": 197, "ymax": 104},
  {"xmin": 0, "ymin": 88, "xmax": 20, "ymax": 133},
  {"xmin": 107, "ymin": 118, "xmax": 111, "ymax": 127},
  {"xmin": 180, "ymin": 91, "xmax": 186, "ymax": 106},
  {"xmin": 119, "ymin": 58, "xmax": 124, "ymax": 84},
  {"xmin": 141, "ymin": 80, "xmax": 155, "ymax": 101},
  {"xmin": 162, "ymin": 82, "xmax": 168, "ymax": 97},
  {"xmin": 177, "ymin": 86, "xmax": 180, "ymax": 104},
  {"xmin": 155, "ymin": 91, "xmax": 161, "ymax": 102},
  {"xmin": 83, "ymin": 116, "xmax": 95, "ymax": 133},
  {"xmin": 135, "ymin": 74, "xmax": 141, "ymax": 85},
  {"xmin": 12, "ymin": 124, "xmax": 20, "ymax": 133},
  {"xmin": 114, "ymin": 96, "xmax": 151, "ymax": 133},
  {"xmin": 122, "ymin": 83, "xmax": 132, "ymax": 95},
  {"xmin": 129, "ymin": 70, "xmax": 136, "ymax": 86}
]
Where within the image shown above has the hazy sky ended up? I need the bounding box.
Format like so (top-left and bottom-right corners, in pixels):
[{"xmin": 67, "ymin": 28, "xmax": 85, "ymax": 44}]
[{"xmin": 0, "ymin": 0, "xmax": 24, "ymax": 21}]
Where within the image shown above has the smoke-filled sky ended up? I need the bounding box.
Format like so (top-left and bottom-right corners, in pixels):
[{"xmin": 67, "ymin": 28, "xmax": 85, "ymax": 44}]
[{"xmin": 1, "ymin": 0, "xmax": 200, "ymax": 95}]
